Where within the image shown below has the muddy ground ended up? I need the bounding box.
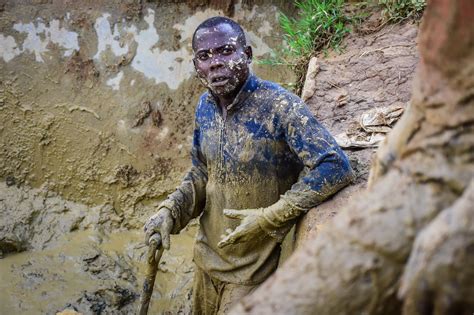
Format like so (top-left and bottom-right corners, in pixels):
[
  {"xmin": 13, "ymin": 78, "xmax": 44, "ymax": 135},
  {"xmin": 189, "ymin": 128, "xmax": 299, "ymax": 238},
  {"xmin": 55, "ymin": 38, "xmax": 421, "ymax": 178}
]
[{"xmin": 1, "ymin": 2, "xmax": 419, "ymax": 314}]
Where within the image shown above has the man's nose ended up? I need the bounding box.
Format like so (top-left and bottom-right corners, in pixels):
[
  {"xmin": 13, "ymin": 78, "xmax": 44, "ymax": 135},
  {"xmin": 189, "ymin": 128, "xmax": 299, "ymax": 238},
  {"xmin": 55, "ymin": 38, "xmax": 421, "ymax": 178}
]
[{"xmin": 209, "ymin": 57, "xmax": 224, "ymax": 71}]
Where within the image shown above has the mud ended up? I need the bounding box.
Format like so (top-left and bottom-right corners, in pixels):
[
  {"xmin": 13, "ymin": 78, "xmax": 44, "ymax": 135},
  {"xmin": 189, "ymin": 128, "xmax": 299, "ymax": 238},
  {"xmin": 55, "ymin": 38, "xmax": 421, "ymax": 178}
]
[
  {"xmin": 0, "ymin": 1, "xmax": 425, "ymax": 314},
  {"xmin": 306, "ymin": 20, "xmax": 419, "ymax": 184},
  {"xmin": 0, "ymin": 0, "xmax": 295, "ymax": 230},
  {"xmin": 0, "ymin": 186, "xmax": 198, "ymax": 314}
]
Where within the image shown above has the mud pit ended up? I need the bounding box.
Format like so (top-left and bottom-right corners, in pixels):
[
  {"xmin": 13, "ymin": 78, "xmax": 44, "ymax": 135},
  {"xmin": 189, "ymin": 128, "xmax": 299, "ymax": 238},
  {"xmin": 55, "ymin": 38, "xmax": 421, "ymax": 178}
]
[
  {"xmin": 1, "ymin": 1, "xmax": 420, "ymax": 314},
  {"xmin": 0, "ymin": 182, "xmax": 198, "ymax": 314}
]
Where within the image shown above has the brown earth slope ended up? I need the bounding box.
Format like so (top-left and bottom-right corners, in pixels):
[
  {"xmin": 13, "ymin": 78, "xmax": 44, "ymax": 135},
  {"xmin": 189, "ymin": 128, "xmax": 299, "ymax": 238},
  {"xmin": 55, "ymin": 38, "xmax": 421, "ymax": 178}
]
[{"xmin": 297, "ymin": 19, "xmax": 419, "ymax": 245}]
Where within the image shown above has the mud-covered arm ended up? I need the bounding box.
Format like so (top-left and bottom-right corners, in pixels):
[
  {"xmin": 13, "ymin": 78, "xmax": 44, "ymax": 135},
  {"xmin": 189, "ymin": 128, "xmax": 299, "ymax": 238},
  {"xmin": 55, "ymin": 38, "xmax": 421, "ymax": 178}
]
[
  {"xmin": 258, "ymin": 97, "xmax": 354, "ymax": 241},
  {"xmin": 158, "ymin": 125, "xmax": 208, "ymax": 234}
]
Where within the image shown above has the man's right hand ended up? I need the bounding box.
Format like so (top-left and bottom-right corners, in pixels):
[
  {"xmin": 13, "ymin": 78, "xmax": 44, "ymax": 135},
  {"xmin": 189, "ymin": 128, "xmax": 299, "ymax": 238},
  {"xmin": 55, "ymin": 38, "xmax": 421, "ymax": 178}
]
[{"xmin": 144, "ymin": 207, "xmax": 174, "ymax": 250}]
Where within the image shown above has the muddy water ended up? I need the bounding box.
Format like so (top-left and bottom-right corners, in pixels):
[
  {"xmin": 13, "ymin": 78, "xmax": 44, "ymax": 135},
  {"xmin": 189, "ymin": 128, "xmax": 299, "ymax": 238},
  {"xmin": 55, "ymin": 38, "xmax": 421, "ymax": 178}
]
[{"xmin": 0, "ymin": 226, "xmax": 197, "ymax": 314}]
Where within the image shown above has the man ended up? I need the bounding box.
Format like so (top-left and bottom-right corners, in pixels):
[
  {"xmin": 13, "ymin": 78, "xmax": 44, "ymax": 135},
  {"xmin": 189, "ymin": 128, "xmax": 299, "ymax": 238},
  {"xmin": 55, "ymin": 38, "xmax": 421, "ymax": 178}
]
[{"xmin": 144, "ymin": 16, "xmax": 353, "ymax": 314}]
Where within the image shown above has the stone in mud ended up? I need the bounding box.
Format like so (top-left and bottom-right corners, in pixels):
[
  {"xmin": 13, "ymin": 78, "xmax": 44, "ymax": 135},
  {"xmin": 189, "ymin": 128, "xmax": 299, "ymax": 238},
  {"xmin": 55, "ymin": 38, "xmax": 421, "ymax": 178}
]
[
  {"xmin": 0, "ymin": 183, "xmax": 123, "ymax": 255},
  {"xmin": 80, "ymin": 246, "xmax": 137, "ymax": 283},
  {"xmin": 72, "ymin": 285, "xmax": 138, "ymax": 315}
]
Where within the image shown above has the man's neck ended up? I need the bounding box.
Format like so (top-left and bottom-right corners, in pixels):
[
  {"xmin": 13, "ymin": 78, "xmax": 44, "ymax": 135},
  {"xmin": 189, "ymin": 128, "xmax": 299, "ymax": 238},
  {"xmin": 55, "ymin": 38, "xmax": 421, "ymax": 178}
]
[{"xmin": 217, "ymin": 94, "xmax": 235, "ymax": 109}]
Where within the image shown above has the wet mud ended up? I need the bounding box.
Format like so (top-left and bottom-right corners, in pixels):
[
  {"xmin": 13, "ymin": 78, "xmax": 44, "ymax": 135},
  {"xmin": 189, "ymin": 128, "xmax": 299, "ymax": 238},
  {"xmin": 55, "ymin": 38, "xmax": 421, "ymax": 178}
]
[{"xmin": 0, "ymin": 183, "xmax": 198, "ymax": 314}]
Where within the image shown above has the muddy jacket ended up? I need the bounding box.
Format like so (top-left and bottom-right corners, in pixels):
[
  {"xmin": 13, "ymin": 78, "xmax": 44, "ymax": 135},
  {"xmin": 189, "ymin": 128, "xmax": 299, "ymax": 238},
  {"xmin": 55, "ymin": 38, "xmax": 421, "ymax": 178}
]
[{"xmin": 159, "ymin": 74, "xmax": 353, "ymax": 285}]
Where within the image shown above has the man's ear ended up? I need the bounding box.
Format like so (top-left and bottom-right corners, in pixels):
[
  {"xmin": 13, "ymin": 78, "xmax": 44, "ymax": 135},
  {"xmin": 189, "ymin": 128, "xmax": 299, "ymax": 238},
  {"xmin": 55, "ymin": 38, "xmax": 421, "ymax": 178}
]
[{"xmin": 245, "ymin": 46, "xmax": 253, "ymax": 64}]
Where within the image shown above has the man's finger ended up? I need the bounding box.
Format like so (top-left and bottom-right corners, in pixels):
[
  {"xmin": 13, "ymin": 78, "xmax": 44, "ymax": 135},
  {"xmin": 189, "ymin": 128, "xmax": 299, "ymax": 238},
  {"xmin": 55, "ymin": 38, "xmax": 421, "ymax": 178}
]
[
  {"xmin": 144, "ymin": 229, "xmax": 156, "ymax": 246},
  {"xmin": 223, "ymin": 209, "xmax": 246, "ymax": 219},
  {"xmin": 218, "ymin": 228, "xmax": 245, "ymax": 248},
  {"xmin": 161, "ymin": 231, "xmax": 170, "ymax": 250},
  {"xmin": 218, "ymin": 235, "xmax": 235, "ymax": 248}
]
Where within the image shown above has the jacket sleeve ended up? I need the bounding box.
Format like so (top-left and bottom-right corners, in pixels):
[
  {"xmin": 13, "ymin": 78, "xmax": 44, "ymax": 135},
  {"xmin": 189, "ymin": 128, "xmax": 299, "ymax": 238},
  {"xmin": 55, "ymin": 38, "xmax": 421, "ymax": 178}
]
[
  {"xmin": 158, "ymin": 116, "xmax": 208, "ymax": 234},
  {"xmin": 258, "ymin": 95, "xmax": 354, "ymax": 241}
]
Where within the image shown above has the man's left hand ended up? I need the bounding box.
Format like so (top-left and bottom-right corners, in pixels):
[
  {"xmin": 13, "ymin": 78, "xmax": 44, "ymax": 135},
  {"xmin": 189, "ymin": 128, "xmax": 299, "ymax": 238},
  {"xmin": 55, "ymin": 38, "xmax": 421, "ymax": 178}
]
[{"xmin": 218, "ymin": 208, "xmax": 264, "ymax": 248}]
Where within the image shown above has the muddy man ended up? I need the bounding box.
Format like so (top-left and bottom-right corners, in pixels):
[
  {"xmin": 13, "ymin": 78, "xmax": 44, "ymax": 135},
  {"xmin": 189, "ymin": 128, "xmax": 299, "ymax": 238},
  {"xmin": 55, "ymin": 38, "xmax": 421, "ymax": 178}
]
[{"xmin": 144, "ymin": 16, "xmax": 353, "ymax": 314}]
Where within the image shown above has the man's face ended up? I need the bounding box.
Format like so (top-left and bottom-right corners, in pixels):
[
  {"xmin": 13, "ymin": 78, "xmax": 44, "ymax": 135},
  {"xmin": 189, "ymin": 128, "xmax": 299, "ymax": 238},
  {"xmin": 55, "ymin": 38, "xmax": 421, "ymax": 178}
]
[{"xmin": 193, "ymin": 23, "xmax": 252, "ymax": 98}]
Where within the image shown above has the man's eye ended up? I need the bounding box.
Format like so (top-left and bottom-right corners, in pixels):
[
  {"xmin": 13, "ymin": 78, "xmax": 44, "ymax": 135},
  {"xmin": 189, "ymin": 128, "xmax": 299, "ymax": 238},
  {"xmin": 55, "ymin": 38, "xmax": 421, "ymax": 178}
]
[
  {"xmin": 222, "ymin": 46, "xmax": 234, "ymax": 55},
  {"xmin": 197, "ymin": 53, "xmax": 209, "ymax": 61}
]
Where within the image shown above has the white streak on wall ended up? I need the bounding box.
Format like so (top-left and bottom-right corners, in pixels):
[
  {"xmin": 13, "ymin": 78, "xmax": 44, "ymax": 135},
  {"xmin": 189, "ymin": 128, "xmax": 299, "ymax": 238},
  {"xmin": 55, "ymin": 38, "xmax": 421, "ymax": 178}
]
[
  {"xmin": 106, "ymin": 71, "xmax": 124, "ymax": 90},
  {"xmin": 47, "ymin": 20, "xmax": 80, "ymax": 57},
  {"xmin": 94, "ymin": 10, "xmax": 195, "ymax": 90},
  {"xmin": 93, "ymin": 14, "xmax": 129, "ymax": 59},
  {"xmin": 173, "ymin": 9, "xmax": 222, "ymax": 43},
  {"xmin": 234, "ymin": 3, "xmax": 258, "ymax": 21},
  {"xmin": 258, "ymin": 21, "xmax": 272, "ymax": 36},
  {"xmin": 174, "ymin": 8, "xmax": 272, "ymax": 58},
  {"xmin": 129, "ymin": 9, "xmax": 195, "ymax": 89},
  {"xmin": 13, "ymin": 22, "xmax": 48, "ymax": 62},
  {"xmin": 247, "ymin": 31, "xmax": 272, "ymax": 56},
  {"xmin": 0, "ymin": 35, "xmax": 20, "ymax": 62},
  {"xmin": 11, "ymin": 18, "xmax": 79, "ymax": 62},
  {"xmin": 1, "ymin": 7, "xmax": 276, "ymax": 89}
]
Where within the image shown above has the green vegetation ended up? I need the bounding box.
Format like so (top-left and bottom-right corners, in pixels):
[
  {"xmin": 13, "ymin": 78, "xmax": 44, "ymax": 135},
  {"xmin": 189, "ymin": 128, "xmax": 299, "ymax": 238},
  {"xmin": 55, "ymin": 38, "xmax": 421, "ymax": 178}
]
[
  {"xmin": 379, "ymin": 0, "xmax": 426, "ymax": 21},
  {"xmin": 279, "ymin": 0, "xmax": 349, "ymax": 59}
]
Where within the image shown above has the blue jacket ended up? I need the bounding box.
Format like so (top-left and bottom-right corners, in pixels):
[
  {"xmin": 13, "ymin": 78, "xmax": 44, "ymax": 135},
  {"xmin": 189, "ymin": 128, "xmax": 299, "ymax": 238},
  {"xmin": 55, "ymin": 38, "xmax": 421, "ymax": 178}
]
[{"xmin": 159, "ymin": 74, "xmax": 353, "ymax": 284}]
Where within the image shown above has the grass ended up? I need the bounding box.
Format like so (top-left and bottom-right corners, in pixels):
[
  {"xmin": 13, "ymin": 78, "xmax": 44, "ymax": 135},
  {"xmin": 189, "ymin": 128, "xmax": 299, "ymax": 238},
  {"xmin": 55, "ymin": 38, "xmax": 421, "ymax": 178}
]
[
  {"xmin": 279, "ymin": 0, "xmax": 350, "ymax": 58},
  {"xmin": 378, "ymin": 0, "xmax": 426, "ymax": 21}
]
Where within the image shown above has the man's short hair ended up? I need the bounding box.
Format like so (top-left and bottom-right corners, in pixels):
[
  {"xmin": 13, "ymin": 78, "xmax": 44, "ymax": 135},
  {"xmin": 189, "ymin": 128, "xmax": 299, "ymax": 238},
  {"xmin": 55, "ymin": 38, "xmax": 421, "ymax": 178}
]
[{"xmin": 192, "ymin": 16, "xmax": 247, "ymax": 51}]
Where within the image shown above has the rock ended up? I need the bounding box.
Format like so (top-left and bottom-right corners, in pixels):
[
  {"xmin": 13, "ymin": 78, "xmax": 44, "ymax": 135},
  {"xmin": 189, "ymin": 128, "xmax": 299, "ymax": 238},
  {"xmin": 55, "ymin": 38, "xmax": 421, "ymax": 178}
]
[{"xmin": 301, "ymin": 57, "xmax": 319, "ymax": 102}]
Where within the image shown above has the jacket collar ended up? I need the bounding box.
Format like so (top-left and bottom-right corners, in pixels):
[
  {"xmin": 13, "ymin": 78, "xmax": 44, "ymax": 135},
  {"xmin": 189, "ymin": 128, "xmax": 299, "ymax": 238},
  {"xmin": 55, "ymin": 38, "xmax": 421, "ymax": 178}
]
[{"xmin": 206, "ymin": 73, "xmax": 259, "ymax": 113}]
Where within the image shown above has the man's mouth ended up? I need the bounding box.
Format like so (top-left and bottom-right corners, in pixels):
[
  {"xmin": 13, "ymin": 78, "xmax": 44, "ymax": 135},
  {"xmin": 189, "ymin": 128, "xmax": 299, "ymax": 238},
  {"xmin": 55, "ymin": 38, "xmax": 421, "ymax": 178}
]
[{"xmin": 210, "ymin": 76, "xmax": 230, "ymax": 87}]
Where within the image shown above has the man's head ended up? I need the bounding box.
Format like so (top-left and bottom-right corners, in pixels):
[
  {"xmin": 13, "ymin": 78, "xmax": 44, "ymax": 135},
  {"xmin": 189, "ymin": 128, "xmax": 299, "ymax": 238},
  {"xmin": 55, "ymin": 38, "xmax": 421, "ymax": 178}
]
[{"xmin": 192, "ymin": 17, "xmax": 252, "ymax": 100}]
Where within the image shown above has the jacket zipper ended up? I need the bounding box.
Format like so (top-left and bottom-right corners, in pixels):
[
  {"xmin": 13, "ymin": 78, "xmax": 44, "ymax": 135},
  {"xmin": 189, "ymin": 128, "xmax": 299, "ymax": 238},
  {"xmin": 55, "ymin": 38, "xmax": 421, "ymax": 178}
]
[{"xmin": 218, "ymin": 109, "xmax": 227, "ymax": 181}]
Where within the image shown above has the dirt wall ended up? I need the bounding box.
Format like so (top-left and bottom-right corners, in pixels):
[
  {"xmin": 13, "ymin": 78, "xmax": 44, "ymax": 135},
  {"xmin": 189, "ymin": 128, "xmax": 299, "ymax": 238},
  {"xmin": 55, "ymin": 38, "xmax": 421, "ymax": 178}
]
[{"xmin": 0, "ymin": 0, "xmax": 295, "ymax": 230}]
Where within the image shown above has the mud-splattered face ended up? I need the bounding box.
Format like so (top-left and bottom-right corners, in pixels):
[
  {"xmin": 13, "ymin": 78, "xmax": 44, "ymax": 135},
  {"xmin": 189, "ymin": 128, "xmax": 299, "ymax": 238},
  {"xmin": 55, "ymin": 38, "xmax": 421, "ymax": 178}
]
[{"xmin": 193, "ymin": 23, "xmax": 252, "ymax": 99}]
